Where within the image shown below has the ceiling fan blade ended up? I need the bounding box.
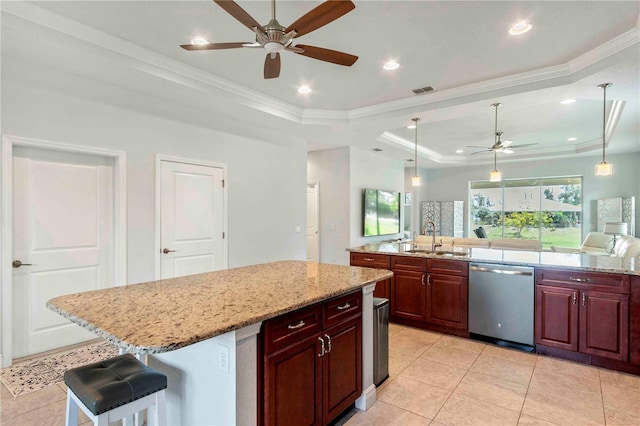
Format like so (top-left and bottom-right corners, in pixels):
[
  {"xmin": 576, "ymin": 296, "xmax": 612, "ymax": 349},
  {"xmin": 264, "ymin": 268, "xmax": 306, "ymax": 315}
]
[
  {"xmin": 214, "ymin": 0, "xmax": 266, "ymax": 33},
  {"xmin": 293, "ymin": 44, "xmax": 358, "ymax": 66},
  {"xmin": 509, "ymin": 143, "xmax": 537, "ymax": 149},
  {"xmin": 469, "ymin": 150, "xmax": 491, "ymax": 155},
  {"xmin": 501, "ymin": 140, "xmax": 513, "ymax": 147},
  {"xmin": 502, "ymin": 148, "xmax": 514, "ymax": 154},
  {"xmin": 285, "ymin": 0, "xmax": 355, "ymax": 38},
  {"xmin": 466, "ymin": 145, "xmax": 491, "ymax": 149},
  {"xmin": 180, "ymin": 42, "xmax": 251, "ymax": 50},
  {"xmin": 264, "ymin": 53, "xmax": 281, "ymax": 79}
]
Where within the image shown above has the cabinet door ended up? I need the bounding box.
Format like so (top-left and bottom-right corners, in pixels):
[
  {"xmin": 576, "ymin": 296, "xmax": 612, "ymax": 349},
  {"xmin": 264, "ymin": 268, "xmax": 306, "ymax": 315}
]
[
  {"xmin": 579, "ymin": 290, "xmax": 629, "ymax": 361},
  {"xmin": 391, "ymin": 270, "xmax": 427, "ymax": 322},
  {"xmin": 535, "ymin": 285, "xmax": 579, "ymax": 351},
  {"xmin": 426, "ymin": 273, "xmax": 468, "ymax": 330},
  {"xmin": 264, "ymin": 334, "xmax": 323, "ymax": 426},
  {"xmin": 322, "ymin": 318, "xmax": 362, "ymax": 424}
]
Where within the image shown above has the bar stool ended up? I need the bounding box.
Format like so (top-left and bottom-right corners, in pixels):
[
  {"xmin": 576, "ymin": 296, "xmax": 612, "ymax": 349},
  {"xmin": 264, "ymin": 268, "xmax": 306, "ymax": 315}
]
[{"xmin": 64, "ymin": 353, "xmax": 167, "ymax": 426}]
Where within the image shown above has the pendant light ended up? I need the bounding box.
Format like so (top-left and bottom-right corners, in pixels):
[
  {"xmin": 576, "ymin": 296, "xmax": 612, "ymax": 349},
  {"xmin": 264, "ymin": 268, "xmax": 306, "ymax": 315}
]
[
  {"xmin": 489, "ymin": 103, "xmax": 503, "ymax": 182},
  {"xmin": 595, "ymin": 83, "xmax": 613, "ymax": 176},
  {"xmin": 411, "ymin": 118, "xmax": 422, "ymax": 186}
]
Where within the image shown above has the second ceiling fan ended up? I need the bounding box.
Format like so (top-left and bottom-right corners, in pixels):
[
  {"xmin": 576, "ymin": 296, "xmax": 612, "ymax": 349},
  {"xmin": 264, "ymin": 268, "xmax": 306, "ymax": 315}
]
[
  {"xmin": 181, "ymin": 0, "xmax": 359, "ymax": 79},
  {"xmin": 468, "ymin": 103, "xmax": 536, "ymax": 155}
]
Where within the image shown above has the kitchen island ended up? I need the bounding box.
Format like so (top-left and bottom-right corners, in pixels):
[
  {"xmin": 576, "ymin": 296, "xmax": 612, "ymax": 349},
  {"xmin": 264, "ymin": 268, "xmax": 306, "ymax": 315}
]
[
  {"xmin": 47, "ymin": 261, "xmax": 393, "ymax": 425},
  {"xmin": 348, "ymin": 241, "xmax": 640, "ymax": 376}
]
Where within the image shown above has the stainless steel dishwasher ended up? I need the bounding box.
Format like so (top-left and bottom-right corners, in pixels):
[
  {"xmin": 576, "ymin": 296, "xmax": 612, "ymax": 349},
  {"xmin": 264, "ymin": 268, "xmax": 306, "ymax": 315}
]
[{"xmin": 469, "ymin": 263, "xmax": 535, "ymax": 349}]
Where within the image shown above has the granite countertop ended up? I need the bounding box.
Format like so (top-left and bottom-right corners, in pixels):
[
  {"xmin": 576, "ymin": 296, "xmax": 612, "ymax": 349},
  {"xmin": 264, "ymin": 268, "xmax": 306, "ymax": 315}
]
[
  {"xmin": 47, "ymin": 261, "xmax": 393, "ymax": 354},
  {"xmin": 348, "ymin": 242, "xmax": 640, "ymax": 276}
]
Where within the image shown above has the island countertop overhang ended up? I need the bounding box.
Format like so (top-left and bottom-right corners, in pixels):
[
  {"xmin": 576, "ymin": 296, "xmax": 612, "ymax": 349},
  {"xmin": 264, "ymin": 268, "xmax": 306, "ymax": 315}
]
[{"xmin": 47, "ymin": 260, "xmax": 393, "ymax": 354}]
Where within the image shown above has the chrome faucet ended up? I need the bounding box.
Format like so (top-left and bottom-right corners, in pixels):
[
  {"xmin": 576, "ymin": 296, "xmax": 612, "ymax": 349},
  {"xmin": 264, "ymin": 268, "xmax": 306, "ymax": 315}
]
[{"xmin": 421, "ymin": 220, "xmax": 442, "ymax": 252}]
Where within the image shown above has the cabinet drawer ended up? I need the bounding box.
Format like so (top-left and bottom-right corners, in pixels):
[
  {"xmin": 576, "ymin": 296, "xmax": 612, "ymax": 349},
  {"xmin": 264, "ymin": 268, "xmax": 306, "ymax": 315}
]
[
  {"xmin": 392, "ymin": 256, "xmax": 428, "ymax": 272},
  {"xmin": 263, "ymin": 304, "xmax": 323, "ymax": 354},
  {"xmin": 324, "ymin": 291, "xmax": 362, "ymax": 329},
  {"xmin": 427, "ymin": 258, "xmax": 469, "ymax": 277},
  {"xmin": 536, "ymin": 268, "xmax": 630, "ymax": 294},
  {"xmin": 350, "ymin": 252, "xmax": 391, "ymax": 269}
]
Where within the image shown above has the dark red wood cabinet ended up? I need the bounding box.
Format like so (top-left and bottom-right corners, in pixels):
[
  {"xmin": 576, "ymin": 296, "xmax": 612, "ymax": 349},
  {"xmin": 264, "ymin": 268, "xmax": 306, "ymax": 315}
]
[
  {"xmin": 535, "ymin": 285, "xmax": 579, "ymax": 351},
  {"xmin": 535, "ymin": 269, "xmax": 630, "ymax": 362},
  {"xmin": 262, "ymin": 291, "xmax": 362, "ymax": 426},
  {"xmin": 425, "ymin": 259, "xmax": 469, "ymax": 332},
  {"xmin": 390, "ymin": 256, "xmax": 428, "ymax": 324}
]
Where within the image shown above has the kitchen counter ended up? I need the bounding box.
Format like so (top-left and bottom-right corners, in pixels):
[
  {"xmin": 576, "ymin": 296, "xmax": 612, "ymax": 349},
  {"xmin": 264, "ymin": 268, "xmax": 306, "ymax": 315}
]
[
  {"xmin": 348, "ymin": 242, "xmax": 640, "ymax": 276},
  {"xmin": 47, "ymin": 260, "xmax": 391, "ymax": 425},
  {"xmin": 47, "ymin": 260, "xmax": 393, "ymax": 354}
]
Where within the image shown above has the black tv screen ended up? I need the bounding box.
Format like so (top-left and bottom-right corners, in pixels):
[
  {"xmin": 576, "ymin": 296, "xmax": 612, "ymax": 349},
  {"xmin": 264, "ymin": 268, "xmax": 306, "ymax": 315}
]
[{"xmin": 363, "ymin": 189, "xmax": 401, "ymax": 237}]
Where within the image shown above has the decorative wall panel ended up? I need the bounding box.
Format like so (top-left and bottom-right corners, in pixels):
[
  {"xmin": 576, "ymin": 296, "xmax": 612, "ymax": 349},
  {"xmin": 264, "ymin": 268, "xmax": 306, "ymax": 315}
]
[
  {"xmin": 421, "ymin": 201, "xmax": 464, "ymax": 237},
  {"xmin": 597, "ymin": 196, "xmax": 635, "ymax": 235}
]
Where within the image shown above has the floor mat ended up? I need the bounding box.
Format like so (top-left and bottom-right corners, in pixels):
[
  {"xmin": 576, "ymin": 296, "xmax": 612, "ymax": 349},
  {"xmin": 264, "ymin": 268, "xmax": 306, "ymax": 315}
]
[{"xmin": 0, "ymin": 341, "xmax": 119, "ymax": 397}]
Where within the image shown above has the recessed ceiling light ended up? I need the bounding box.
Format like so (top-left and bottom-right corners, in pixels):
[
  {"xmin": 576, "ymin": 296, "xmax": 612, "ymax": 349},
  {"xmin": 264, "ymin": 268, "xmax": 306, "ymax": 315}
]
[
  {"xmin": 190, "ymin": 37, "xmax": 209, "ymax": 45},
  {"xmin": 407, "ymin": 124, "xmax": 416, "ymax": 129},
  {"xmin": 560, "ymin": 98, "xmax": 576, "ymax": 104},
  {"xmin": 567, "ymin": 137, "xmax": 577, "ymax": 141},
  {"xmin": 298, "ymin": 85, "xmax": 312, "ymax": 94},
  {"xmin": 383, "ymin": 60, "xmax": 399, "ymax": 70},
  {"xmin": 456, "ymin": 149, "xmax": 464, "ymax": 154},
  {"xmin": 509, "ymin": 20, "xmax": 532, "ymax": 35}
]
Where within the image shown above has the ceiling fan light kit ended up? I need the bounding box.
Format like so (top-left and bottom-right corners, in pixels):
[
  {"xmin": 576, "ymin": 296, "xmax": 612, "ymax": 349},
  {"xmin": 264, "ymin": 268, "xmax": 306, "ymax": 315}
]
[
  {"xmin": 595, "ymin": 82, "xmax": 613, "ymax": 176},
  {"xmin": 181, "ymin": 0, "xmax": 358, "ymax": 79}
]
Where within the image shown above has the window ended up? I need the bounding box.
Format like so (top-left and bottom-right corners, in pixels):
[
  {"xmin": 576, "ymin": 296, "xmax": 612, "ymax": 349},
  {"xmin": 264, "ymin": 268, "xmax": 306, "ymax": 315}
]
[{"xmin": 469, "ymin": 176, "xmax": 582, "ymax": 250}]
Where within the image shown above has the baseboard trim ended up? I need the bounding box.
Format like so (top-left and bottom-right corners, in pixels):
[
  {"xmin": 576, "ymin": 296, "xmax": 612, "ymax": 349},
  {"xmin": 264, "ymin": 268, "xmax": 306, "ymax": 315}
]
[{"xmin": 355, "ymin": 384, "xmax": 376, "ymax": 411}]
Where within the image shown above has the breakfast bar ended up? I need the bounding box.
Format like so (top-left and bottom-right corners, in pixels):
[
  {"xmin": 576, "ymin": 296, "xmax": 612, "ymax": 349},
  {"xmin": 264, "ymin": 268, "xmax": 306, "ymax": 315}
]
[{"xmin": 47, "ymin": 261, "xmax": 393, "ymax": 425}]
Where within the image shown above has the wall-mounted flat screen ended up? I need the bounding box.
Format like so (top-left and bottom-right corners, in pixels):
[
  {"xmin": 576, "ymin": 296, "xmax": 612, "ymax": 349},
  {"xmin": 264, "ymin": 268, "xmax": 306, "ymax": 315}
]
[{"xmin": 363, "ymin": 189, "xmax": 401, "ymax": 237}]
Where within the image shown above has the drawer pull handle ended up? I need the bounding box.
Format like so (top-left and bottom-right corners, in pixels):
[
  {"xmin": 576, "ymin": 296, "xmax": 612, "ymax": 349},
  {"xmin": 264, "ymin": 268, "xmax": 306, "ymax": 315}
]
[
  {"xmin": 363, "ymin": 257, "xmax": 374, "ymax": 262},
  {"xmin": 287, "ymin": 320, "xmax": 306, "ymax": 330},
  {"xmin": 337, "ymin": 303, "xmax": 351, "ymax": 310},
  {"xmin": 569, "ymin": 277, "xmax": 590, "ymax": 283},
  {"xmin": 582, "ymin": 292, "xmax": 586, "ymax": 306},
  {"xmin": 318, "ymin": 336, "xmax": 325, "ymax": 357},
  {"xmin": 325, "ymin": 334, "xmax": 332, "ymax": 353},
  {"xmin": 572, "ymin": 292, "xmax": 577, "ymax": 305}
]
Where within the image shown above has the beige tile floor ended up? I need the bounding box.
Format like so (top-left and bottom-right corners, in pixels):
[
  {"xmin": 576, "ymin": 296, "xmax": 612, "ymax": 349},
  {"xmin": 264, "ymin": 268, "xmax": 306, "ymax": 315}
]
[
  {"xmin": 344, "ymin": 324, "xmax": 640, "ymax": 426},
  {"xmin": 1, "ymin": 324, "xmax": 638, "ymax": 425}
]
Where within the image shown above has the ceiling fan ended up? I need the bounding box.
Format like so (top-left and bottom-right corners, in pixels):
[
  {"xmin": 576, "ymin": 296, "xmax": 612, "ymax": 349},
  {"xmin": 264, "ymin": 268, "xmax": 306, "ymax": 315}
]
[
  {"xmin": 468, "ymin": 103, "xmax": 536, "ymax": 155},
  {"xmin": 181, "ymin": 0, "xmax": 359, "ymax": 79}
]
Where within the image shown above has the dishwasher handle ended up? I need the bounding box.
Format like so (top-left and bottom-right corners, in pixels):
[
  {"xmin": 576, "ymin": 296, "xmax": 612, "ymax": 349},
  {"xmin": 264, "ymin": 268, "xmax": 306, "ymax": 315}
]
[{"xmin": 470, "ymin": 265, "xmax": 533, "ymax": 276}]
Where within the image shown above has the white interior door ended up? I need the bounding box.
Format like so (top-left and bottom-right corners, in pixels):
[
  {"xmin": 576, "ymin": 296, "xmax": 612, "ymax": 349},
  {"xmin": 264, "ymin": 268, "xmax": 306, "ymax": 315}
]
[
  {"xmin": 12, "ymin": 147, "xmax": 114, "ymax": 358},
  {"xmin": 306, "ymin": 182, "xmax": 319, "ymax": 262},
  {"xmin": 160, "ymin": 161, "xmax": 225, "ymax": 279}
]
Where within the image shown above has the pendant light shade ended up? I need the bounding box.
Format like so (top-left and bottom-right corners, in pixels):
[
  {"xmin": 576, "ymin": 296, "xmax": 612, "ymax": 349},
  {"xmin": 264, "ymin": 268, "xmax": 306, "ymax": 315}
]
[
  {"xmin": 489, "ymin": 103, "xmax": 503, "ymax": 182},
  {"xmin": 595, "ymin": 83, "xmax": 613, "ymax": 176},
  {"xmin": 412, "ymin": 118, "xmax": 421, "ymax": 186}
]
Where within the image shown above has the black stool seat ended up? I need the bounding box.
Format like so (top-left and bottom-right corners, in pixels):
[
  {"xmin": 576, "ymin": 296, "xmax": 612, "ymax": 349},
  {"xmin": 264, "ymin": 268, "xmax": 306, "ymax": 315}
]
[{"xmin": 64, "ymin": 353, "xmax": 167, "ymax": 415}]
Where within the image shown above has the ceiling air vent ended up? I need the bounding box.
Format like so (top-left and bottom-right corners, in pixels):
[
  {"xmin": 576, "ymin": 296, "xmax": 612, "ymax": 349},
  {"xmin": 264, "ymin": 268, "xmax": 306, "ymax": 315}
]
[{"xmin": 412, "ymin": 86, "xmax": 435, "ymax": 95}]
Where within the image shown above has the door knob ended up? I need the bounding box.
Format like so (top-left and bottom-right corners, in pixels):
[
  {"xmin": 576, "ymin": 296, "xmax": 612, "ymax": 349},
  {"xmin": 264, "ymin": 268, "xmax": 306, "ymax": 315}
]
[
  {"xmin": 12, "ymin": 260, "xmax": 33, "ymax": 268},
  {"xmin": 162, "ymin": 248, "xmax": 176, "ymax": 254}
]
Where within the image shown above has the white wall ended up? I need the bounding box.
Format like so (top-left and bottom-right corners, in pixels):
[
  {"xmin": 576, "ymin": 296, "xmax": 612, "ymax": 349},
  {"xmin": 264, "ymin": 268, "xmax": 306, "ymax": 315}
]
[
  {"xmin": 408, "ymin": 153, "xmax": 640, "ymax": 239},
  {"xmin": 350, "ymin": 147, "xmax": 405, "ymax": 248},
  {"xmin": 307, "ymin": 147, "xmax": 351, "ymax": 265},
  {"xmin": 2, "ymin": 78, "xmax": 308, "ymax": 284}
]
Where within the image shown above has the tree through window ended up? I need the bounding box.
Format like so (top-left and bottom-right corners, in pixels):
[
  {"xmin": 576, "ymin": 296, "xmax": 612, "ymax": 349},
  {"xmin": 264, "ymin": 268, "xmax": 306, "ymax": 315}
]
[{"xmin": 469, "ymin": 176, "xmax": 583, "ymax": 250}]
